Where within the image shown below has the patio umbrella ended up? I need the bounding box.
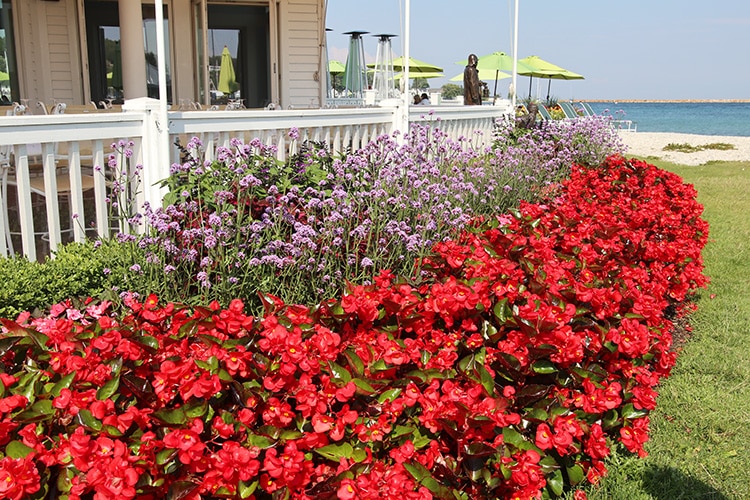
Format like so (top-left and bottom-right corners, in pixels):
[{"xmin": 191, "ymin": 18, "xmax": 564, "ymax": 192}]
[
  {"xmin": 458, "ymin": 51, "xmax": 534, "ymax": 100},
  {"xmin": 218, "ymin": 45, "xmax": 238, "ymax": 94},
  {"xmin": 329, "ymin": 59, "xmax": 346, "ymax": 92},
  {"xmin": 518, "ymin": 55, "xmax": 584, "ymax": 100},
  {"xmin": 387, "ymin": 56, "xmax": 443, "ymax": 74},
  {"xmin": 449, "ymin": 68, "xmax": 511, "ymax": 82},
  {"xmin": 110, "ymin": 41, "xmax": 123, "ymax": 90},
  {"xmin": 0, "ymin": 71, "xmax": 9, "ymax": 82},
  {"xmin": 394, "ymin": 71, "xmax": 443, "ymax": 80},
  {"xmin": 329, "ymin": 59, "xmax": 346, "ymax": 74}
]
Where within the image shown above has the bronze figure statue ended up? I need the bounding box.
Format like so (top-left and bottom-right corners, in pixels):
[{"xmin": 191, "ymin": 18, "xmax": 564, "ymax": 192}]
[{"xmin": 463, "ymin": 54, "xmax": 481, "ymax": 106}]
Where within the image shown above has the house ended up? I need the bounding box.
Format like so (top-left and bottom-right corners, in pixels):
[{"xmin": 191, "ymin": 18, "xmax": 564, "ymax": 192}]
[
  {"xmin": 4, "ymin": 0, "xmax": 328, "ymax": 110},
  {"xmin": 0, "ymin": 0, "xmax": 509, "ymax": 261}
]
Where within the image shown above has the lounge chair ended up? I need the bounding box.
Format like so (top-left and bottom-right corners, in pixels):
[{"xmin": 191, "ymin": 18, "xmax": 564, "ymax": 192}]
[
  {"xmin": 558, "ymin": 101, "xmax": 582, "ymax": 119},
  {"xmin": 536, "ymin": 104, "xmax": 553, "ymax": 121},
  {"xmin": 579, "ymin": 101, "xmax": 596, "ymax": 116}
]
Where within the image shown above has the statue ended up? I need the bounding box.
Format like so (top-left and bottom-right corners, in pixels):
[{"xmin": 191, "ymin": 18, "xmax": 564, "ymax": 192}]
[
  {"xmin": 463, "ymin": 54, "xmax": 481, "ymax": 105},
  {"xmin": 515, "ymin": 102, "xmax": 540, "ymax": 129}
]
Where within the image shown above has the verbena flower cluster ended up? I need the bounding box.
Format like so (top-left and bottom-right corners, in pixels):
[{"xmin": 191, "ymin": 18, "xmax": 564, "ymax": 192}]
[
  {"xmin": 0, "ymin": 156, "xmax": 707, "ymax": 499},
  {"xmin": 110, "ymin": 120, "xmax": 622, "ymax": 311}
]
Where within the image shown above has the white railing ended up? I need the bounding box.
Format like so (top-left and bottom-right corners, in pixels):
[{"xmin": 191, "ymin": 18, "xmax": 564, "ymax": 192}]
[{"xmin": 0, "ymin": 101, "xmax": 509, "ymax": 261}]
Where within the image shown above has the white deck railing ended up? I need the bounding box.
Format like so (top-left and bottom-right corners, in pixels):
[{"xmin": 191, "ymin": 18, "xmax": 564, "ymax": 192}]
[{"xmin": 0, "ymin": 100, "xmax": 509, "ymax": 261}]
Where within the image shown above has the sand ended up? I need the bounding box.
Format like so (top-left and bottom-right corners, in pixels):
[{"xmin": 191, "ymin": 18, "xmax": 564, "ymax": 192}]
[{"xmin": 617, "ymin": 131, "xmax": 750, "ymax": 166}]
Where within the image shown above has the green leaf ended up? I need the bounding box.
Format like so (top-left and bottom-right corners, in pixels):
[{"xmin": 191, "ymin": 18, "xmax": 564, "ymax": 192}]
[
  {"xmin": 547, "ymin": 469, "xmax": 564, "ymax": 496},
  {"xmin": 314, "ymin": 442, "xmax": 354, "ymax": 461},
  {"xmin": 602, "ymin": 409, "xmax": 619, "ymax": 429},
  {"xmin": 377, "ymin": 388, "xmax": 402, "ymax": 404},
  {"xmin": 343, "ymin": 349, "xmax": 365, "ymax": 376},
  {"xmin": 50, "ymin": 371, "xmax": 76, "ymax": 397},
  {"xmin": 502, "ymin": 427, "xmax": 525, "ymax": 448},
  {"xmin": 14, "ymin": 399, "xmax": 55, "ymax": 423},
  {"xmin": 621, "ymin": 403, "xmax": 648, "ymax": 420},
  {"xmin": 153, "ymin": 407, "xmax": 187, "ymax": 426},
  {"xmin": 238, "ymin": 480, "xmax": 258, "ymax": 499},
  {"xmin": 531, "ymin": 360, "xmax": 557, "ymax": 375},
  {"xmin": 475, "ymin": 364, "xmax": 496, "ymax": 396},
  {"xmin": 132, "ymin": 334, "xmax": 160, "ymax": 352},
  {"xmin": 96, "ymin": 374, "xmax": 121, "ymax": 401},
  {"xmin": 184, "ymin": 400, "xmax": 209, "ymax": 419},
  {"xmin": 6, "ymin": 440, "xmax": 35, "ymax": 458},
  {"xmin": 328, "ymin": 361, "xmax": 352, "ymax": 383},
  {"xmin": 76, "ymin": 409, "xmax": 103, "ymax": 431},
  {"xmin": 566, "ymin": 464, "xmax": 585, "ymax": 485},
  {"xmin": 404, "ymin": 461, "xmax": 430, "ymax": 482},
  {"xmin": 247, "ymin": 433, "xmax": 275, "ymax": 449},
  {"xmin": 156, "ymin": 448, "xmax": 177, "ymax": 465},
  {"xmin": 352, "ymin": 378, "xmax": 376, "ymax": 396},
  {"xmin": 370, "ymin": 359, "xmax": 389, "ymax": 372},
  {"xmin": 492, "ymin": 298, "xmax": 512, "ymax": 324}
]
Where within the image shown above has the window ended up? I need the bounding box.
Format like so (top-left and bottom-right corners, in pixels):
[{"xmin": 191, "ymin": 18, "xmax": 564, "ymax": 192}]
[
  {"xmin": 0, "ymin": 0, "xmax": 18, "ymax": 105},
  {"xmin": 84, "ymin": 1, "xmax": 171, "ymax": 105}
]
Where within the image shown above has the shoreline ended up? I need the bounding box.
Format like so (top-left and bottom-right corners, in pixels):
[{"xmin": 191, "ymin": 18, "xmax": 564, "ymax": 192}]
[
  {"xmin": 583, "ymin": 99, "xmax": 750, "ymax": 103},
  {"xmin": 618, "ymin": 131, "xmax": 750, "ymax": 166}
]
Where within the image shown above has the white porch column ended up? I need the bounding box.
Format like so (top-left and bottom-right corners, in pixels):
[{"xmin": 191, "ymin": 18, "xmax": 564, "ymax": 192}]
[
  {"xmin": 122, "ymin": 98, "xmax": 169, "ymax": 210},
  {"xmin": 119, "ymin": 0, "xmax": 148, "ymax": 99}
]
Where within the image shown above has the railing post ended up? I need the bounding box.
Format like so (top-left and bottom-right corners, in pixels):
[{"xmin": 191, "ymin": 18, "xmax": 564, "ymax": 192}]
[{"xmin": 122, "ymin": 98, "xmax": 169, "ymax": 210}]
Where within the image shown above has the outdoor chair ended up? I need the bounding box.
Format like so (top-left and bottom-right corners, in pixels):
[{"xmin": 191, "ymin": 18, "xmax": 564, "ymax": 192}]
[
  {"xmin": 536, "ymin": 104, "xmax": 553, "ymax": 121},
  {"xmin": 558, "ymin": 101, "xmax": 582, "ymax": 119}
]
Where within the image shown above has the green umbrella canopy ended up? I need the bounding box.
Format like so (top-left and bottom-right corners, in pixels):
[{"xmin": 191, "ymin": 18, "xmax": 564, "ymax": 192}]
[
  {"xmin": 518, "ymin": 55, "xmax": 584, "ymax": 80},
  {"xmin": 370, "ymin": 56, "xmax": 443, "ymax": 74},
  {"xmin": 395, "ymin": 71, "xmax": 444, "ymax": 80},
  {"xmin": 518, "ymin": 55, "xmax": 583, "ymax": 100},
  {"xmin": 218, "ymin": 45, "xmax": 238, "ymax": 94},
  {"xmin": 450, "ymin": 68, "xmax": 511, "ymax": 82},
  {"xmin": 458, "ymin": 52, "xmax": 535, "ymax": 75},
  {"xmin": 0, "ymin": 71, "xmax": 9, "ymax": 82},
  {"xmin": 329, "ymin": 60, "xmax": 346, "ymax": 74}
]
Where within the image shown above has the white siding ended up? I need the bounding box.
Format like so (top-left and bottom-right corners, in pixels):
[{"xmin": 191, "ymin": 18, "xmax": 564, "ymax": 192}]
[{"xmin": 280, "ymin": 0, "xmax": 325, "ymax": 109}]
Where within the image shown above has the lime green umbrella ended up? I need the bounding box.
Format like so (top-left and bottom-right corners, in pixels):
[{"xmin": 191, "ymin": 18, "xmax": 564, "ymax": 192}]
[
  {"xmin": 449, "ymin": 68, "xmax": 511, "ymax": 82},
  {"xmin": 458, "ymin": 52, "xmax": 534, "ymax": 99},
  {"xmin": 370, "ymin": 56, "xmax": 443, "ymax": 74},
  {"xmin": 218, "ymin": 45, "xmax": 238, "ymax": 94},
  {"xmin": 518, "ymin": 55, "xmax": 584, "ymax": 100},
  {"xmin": 394, "ymin": 71, "xmax": 443, "ymax": 80},
  {"xmin": 329, "ymin": 60, "xmax": 346, "ymax": 74},
  {"xmin": 0, "ymin": 71, "xmax": 9, "ymax": 82}
]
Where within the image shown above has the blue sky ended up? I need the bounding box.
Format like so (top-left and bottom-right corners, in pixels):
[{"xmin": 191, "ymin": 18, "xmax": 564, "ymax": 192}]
[{"xmin": 325, "ymin": 0, "xmax": 750, "ymax": 100}]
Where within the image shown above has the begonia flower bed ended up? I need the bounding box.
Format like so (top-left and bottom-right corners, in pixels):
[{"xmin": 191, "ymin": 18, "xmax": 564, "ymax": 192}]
[{"xmin": 0, "ymin": 156, "xmax": 708, "ymax": 499}]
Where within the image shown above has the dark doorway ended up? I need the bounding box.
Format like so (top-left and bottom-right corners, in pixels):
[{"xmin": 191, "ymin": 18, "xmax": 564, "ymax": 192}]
[{"xmin": 207, "ymin": 5, "xmax": 269, "ymax": 108}]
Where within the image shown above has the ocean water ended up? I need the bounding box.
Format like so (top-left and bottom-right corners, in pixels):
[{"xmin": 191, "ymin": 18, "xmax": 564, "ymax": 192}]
[{"xmin": 584, "ymin": 102, "xmax": 750, "ymax": 137}]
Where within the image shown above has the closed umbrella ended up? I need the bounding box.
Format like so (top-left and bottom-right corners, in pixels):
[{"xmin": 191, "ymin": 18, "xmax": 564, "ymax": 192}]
[
  {"xmin": 518, "ymin": 55, "xmax": 584, "ymax": 101},
  {"xmin": 110, "ymin": 41, "xmax": 123, "ymax": 90},
  {"xmin": 218, "ymin": 45, "xmax": 238, "ymax": 95}
]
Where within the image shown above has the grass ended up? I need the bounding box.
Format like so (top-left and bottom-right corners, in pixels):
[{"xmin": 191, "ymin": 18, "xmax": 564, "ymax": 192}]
[
  {"xmin": 662, "ymin": 142, "xmax": 736, "ymax": 153},
  {"xmin": 574, "ymin": 159, "xmax": 750, "ymax": 499}
]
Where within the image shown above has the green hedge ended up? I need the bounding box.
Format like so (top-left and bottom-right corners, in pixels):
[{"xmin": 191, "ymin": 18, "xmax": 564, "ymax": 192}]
[{"xmin": 0, "ymin": 242, "xmax": 131, "ymax": 319}]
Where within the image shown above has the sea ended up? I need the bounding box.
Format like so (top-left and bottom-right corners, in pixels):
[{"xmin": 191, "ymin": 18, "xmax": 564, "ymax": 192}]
[{"xmin": 584, "ymin": 101, "xmax": 750, "ymax": 137}]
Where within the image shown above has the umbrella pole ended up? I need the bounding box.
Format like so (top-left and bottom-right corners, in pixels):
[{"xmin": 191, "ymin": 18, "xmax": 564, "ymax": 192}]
[
  {"xmin": 546, "ymin": 79, "xmax": 551, "ymax": 102},
  {"xmin": 492, "ymin": 70, "xmax": 499, "ymax": 104},
  {"xmin": 528, "ymin": 76, "xmax": 533, "ymax": 99}
]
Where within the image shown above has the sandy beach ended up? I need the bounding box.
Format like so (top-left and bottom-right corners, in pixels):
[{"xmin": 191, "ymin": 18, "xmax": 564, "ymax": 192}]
[{"xmin": 618, "ymin": 131, "xmax": 750, "ymax": 166}]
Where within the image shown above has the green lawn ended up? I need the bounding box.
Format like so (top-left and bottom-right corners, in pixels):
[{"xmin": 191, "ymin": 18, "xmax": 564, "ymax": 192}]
[{"xmin": 580, "ymin": 160, "xmax": 750, "ymax": 499}]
